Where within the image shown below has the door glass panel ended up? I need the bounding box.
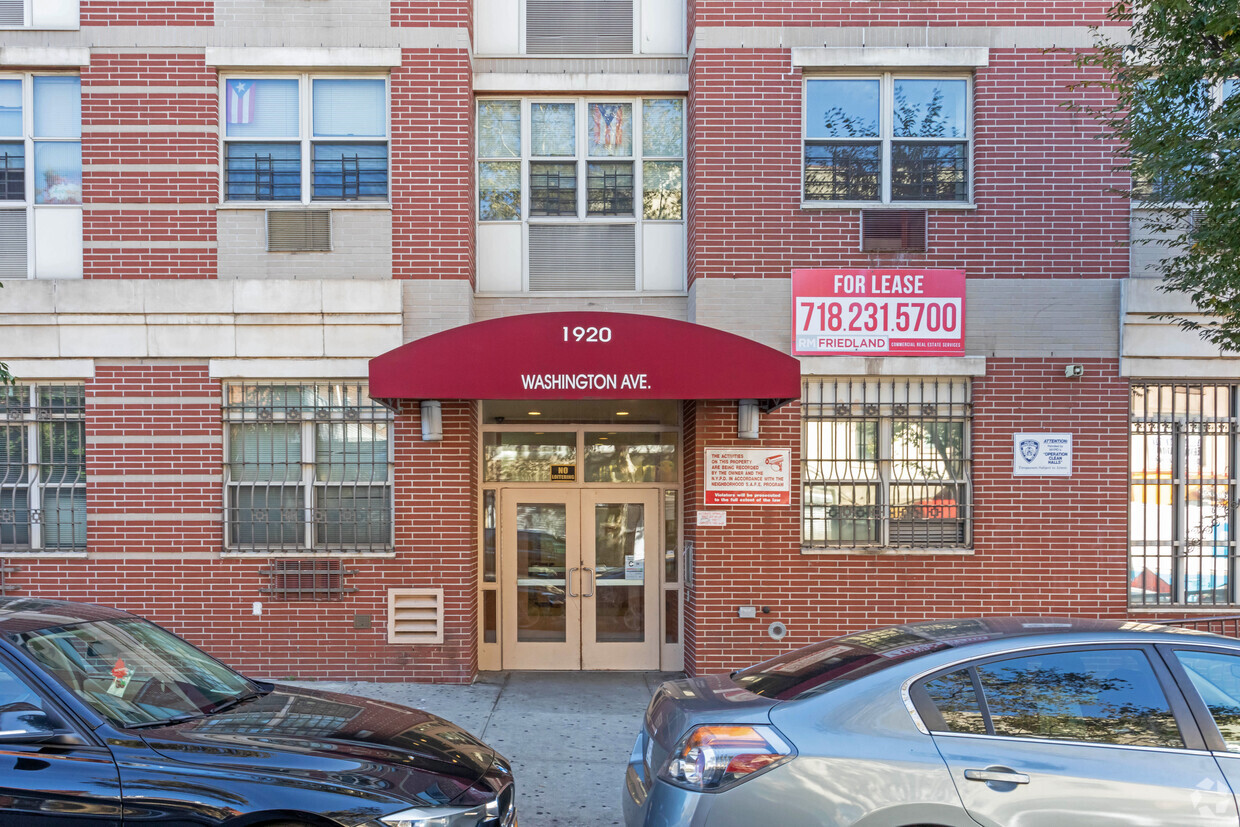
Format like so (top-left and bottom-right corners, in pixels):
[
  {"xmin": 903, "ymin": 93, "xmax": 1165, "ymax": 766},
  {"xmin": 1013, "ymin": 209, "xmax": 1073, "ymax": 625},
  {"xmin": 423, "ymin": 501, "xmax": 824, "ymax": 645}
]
[
  {"xmin": 1174, "ymin": 650, "xmax": 1240, "ymax": 752},
  {"xmin": 664, "ymin": 489, "xmax": 678, "ymax": 582},
  {"xmin": 593, "ymin": 502, "xmax": 645, "ymax": 643},
  {"xmin": 515, "ymin": 503, "xmax": 568, "ymax": 642},
  {"xmin": 484, "ymin": 432, "xmax": 575, "ymax": 481},
  {"xmin": 665, "ymin": 589, "xmax": 678, "ymax": 644},
  {"xmin": 584, "ymin": 432, "xmax": 677, "ymax": 482},
  {"xmin": 974, "ymin": 649, "xmax": 1182, "ymax": 747}
]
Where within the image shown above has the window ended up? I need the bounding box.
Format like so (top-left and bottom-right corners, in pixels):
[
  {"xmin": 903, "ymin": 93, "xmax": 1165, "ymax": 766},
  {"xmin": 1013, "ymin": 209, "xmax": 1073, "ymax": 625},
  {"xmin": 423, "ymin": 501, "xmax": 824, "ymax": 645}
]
[
  {"xmin": 222, "ymin": 77, "xmax": 388, "ymax": 203},
  {"xmin": 477, "ymin": 97, "xmax": 685, "ymax": 291},
  {"xmin": 0, "ymin": 74, "xmax": 81, "ymax": 278},
  {"xmin": 802, "ymin": 378, "xmax": 971, "ymax": 550},
  {"xmin": 0, "ymin": 385, "xmax": 86, "ymax": 552},
  {"xmin": 922, "ymin": 650, "xmax": 1182, "ymax": 748},
  {"xmin": 803, "ymin": 75, "xmax": 971, "ymax": 204},
  {"xmin": 1129, "ymin": 383, "xmax": 1240, "ymax": 606},
  {"xmin": 1172, "ymin": 649, "xmax": 1240, "ymax": 752},
  {"xmin": 222, "ymin": 383, "xmax": 394, "ymax": 553},
  {"xmin": 0, "ymin": 0, "xmax": 78, "ymax": 28}
]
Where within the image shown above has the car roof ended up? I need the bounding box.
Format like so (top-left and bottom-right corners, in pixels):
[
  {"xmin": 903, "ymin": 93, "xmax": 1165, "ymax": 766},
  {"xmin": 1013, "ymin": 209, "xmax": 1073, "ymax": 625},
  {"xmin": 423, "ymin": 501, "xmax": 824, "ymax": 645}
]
[{"xmin": 0, "ymin": 597, "xmax": 135, "ymax": 635}]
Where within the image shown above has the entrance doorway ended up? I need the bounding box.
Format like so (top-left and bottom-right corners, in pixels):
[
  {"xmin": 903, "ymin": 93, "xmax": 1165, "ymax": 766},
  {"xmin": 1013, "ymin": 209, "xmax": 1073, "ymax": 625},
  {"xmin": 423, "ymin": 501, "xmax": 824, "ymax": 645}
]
[{"xmin": 500, "ymin": 489, "xmax": 660, "ymax": 670}]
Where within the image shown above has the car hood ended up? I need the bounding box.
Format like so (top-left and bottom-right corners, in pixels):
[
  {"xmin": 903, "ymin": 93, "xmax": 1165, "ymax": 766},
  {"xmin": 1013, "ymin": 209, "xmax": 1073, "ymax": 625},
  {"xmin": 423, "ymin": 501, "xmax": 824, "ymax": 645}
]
[{"xmin": 135, "ymin": 684, "xmax": 499, "ymax": 808}]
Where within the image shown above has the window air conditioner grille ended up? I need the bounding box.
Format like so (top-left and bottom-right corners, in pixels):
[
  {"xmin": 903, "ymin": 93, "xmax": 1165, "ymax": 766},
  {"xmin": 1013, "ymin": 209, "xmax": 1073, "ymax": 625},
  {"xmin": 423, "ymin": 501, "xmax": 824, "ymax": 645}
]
[
  {"xmin": 526, "ymin": 0, "xmax": 634, "ymax": 54},
  {"xmin": 0, "ymin": 0, "xmax": 24, "ymax": 26},
  {"xmin": 529, "ymin": 223, "xmax": 636, "ymax": 290},
  {"xmin": 267, "ymin": 210, "xmax": 332, "ymax": 252},
  {"xmin": 861, "ymin": 209, "xmax": 928, "ymax": 253},
  {"xmin": 259, "ymin": 558, "xmax": 357, "ymax": 601},
  {"xmin": 0, "ymin": 210, "xmax": 27, "ymax": 278},
  {"xmin": 388, "ymin": 588, "xmax": 444, "ymax": 645}
]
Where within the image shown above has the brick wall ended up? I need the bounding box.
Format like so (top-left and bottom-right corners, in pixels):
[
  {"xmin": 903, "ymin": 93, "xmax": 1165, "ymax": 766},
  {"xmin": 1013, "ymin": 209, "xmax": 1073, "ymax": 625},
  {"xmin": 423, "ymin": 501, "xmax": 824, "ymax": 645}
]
[
  {"xmin": 9, "ymin": 369, "xmax": 478, "ymax": 683},
  {"xmin": 684, "ymin": 358, "xmax": 1129, "ymax": 675},
  {"xmin": 82, "ymin": 54, "xmax": 218, "ymax": 279},
  {"xmin": 391, "ymin": 0, "xmax": 471, "ymax": 29},
  {"xmin": 687, "ymin": 48, "xmax": 1127, "ymax": 287},
  {"xmin": 391, "ymin": 49, "xmax": 475, "ymax": 285},
  {"xmin": 81, "ymin": 0, "xmax": 213, "ymax": 26},
  {"xmin": 690, "ymin": 0, "xmax": 1111, "ymax": 28}
]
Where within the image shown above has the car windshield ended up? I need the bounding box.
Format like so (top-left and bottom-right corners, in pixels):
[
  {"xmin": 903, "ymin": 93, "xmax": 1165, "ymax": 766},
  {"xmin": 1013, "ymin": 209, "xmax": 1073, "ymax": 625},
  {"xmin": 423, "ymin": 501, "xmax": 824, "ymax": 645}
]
[
  {"xmin": 7, "ymin": 618, "xmax": 259, "ymax": 728},
  {"xmin": 734, "ymin": 620, "xmax": 998, "ymax": 700}
]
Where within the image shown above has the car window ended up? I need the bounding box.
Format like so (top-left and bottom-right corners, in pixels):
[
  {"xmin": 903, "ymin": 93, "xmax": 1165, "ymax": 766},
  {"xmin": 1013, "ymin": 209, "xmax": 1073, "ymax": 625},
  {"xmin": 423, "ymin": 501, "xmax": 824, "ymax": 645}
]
[
  {"xmin": 1173, "ymin": 649, "xmax": 1240, "ymax": 753},
  {"xmin": 922, "ymin": 668, "xmax": 986, "ymax": 734},
  {"xmin": 974, "ymin": 649, "xmax": 1182, "ymax": 748},
  {"xmin": 0, "ymin": 658, "xmax": 45, "ymax": 714}
]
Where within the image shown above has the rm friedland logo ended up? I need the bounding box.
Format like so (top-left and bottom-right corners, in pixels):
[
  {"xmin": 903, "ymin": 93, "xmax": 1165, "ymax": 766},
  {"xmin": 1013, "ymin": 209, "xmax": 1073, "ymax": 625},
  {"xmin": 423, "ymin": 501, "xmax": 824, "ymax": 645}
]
[{"xmin": 1019, "ymin": 439, "xmax": 1039, "ymax": 464}]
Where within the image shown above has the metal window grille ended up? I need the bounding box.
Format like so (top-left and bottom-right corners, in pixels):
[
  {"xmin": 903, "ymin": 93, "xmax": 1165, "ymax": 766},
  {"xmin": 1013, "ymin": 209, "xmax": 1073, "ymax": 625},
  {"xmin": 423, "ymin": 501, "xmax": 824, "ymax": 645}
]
[
  {"xmin": 310, "ymin": 145, "xmax": 389, "ymax": 201},
  {"xmin": 891, "ymin": 143, "xmax": 969, "ymax": 202},
  {"xmin": 260, "ymin": 558, "xmax": 357, "ymax": 600},
  {"xmin": 1, "ymin": 385, "xmax": 87, "ymax": 553},
  {"xmin": 224, "ymin": 146, "xmax": 302, "ymax": 201},
  {"xmin": 586, "ymin": 161, "xmax": 634, "ymax": 215},
  {"xmin": 529, "ymin": 162, "xmax": 578, "ymax": 215},
  {"xmin": 804, "ymin": 143, "xmax": 882, "ymax": 202},
  {"xmin": 223, "ymin": 382, "xmax": 394, "ymax": 553},
  {"xmin": 0, "ymin": 145, "xmax": 24, "ymax": 200},
  {"xmin": 1130, "ymin": 383, "xmax": 1238, "ymax": 607},
  {"xmin": 802, "ymin": 378, "xmax": 971, "ymax": 550}
]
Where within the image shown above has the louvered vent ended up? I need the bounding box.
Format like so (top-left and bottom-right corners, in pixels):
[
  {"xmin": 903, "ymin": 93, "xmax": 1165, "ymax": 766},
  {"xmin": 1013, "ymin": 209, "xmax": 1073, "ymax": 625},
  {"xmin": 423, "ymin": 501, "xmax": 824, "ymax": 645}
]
[
  {"xmin": 529, "ymin": 224, "xmax": 635, "ymax": 290},
  {"xmin": 267, "ymin": 210, "xmax": 331, "ymax": 252},
  {"xmin": 861, "ymin": 209, "xmax": 928, "ymax": 253},
  {"xmin": 388, "ymin": 588, "xmax": 444, "ymax": 645},
  {"xmin": 260, "ymin": 559, "xmax": 356, "ymax": 601},
  {"xmin": 0, "ymin": 0, "xmax": 23, "ymax": 25},
  {"xmin": 527, "ymin": 0, "xmax": 634, "ymax": 55},
  {"xmin": 0, "ymin": 210, "xmax": 27, "ymax": 278}
]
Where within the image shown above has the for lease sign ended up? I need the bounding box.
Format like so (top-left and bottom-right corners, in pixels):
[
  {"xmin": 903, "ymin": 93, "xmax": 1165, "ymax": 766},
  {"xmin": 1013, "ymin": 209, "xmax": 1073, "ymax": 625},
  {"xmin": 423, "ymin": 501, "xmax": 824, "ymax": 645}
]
[
  {"xmin": 705, "ymin": 448, "xmax": 791, "ymax": 506},
  {"xmin": 792, "ymin": 269, "xmax": 966, "ymax": 356}
]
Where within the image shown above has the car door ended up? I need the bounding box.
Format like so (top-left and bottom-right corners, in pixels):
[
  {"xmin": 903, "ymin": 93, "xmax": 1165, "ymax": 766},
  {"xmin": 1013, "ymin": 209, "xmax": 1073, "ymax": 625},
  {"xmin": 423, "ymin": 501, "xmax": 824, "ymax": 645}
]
[
  {"xmin": 1160, "ymin": 643, "xmax": 1240, "ymax": 818},
  {"xmin": 0, "ymin": 654, "xmax": 123, "ymax": 827},
  {"xmin": 912, "ymin": 645, "xmax": 1238, "ymax": 827}
]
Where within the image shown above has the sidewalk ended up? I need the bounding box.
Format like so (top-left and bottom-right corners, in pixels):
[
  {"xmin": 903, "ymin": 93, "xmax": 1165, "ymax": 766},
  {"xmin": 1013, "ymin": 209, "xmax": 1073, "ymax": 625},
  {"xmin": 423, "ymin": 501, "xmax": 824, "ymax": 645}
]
[{"xmin": 291, "ymin": 671, "xmax": 678, "ymax": 827}]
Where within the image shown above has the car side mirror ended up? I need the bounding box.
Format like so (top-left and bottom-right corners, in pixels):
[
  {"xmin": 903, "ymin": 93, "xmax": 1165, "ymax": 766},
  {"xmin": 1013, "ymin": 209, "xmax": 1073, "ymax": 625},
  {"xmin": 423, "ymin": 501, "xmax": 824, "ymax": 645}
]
[{"xmin": 0, "ymin": 707, "xmax": 59, "ymax": 743}]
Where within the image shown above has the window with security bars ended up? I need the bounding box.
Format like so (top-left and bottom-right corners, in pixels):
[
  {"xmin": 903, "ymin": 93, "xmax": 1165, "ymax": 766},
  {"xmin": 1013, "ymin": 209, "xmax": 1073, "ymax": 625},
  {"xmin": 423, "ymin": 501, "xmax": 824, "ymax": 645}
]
[
  {"xmin": 802, "ymin": 378, "xmax": 971, "ymax": 550},
  {"xmin": 223, "ymin": 76, "xmax": 389, "ymax": 203},
  {"xmin": 223, "ymin": 383, "xmax": 393, "ymax": 553},
  {"xmin": 1130, "ymin": 383, "xmax": 1240, "ymax": 606},
  {"xmin": 1, "ymin": 385, "xmax": 86, "ymax": 552},
  {"xmin": 803, "ymin": 75, "xmax": 970, "ymax": 204}
]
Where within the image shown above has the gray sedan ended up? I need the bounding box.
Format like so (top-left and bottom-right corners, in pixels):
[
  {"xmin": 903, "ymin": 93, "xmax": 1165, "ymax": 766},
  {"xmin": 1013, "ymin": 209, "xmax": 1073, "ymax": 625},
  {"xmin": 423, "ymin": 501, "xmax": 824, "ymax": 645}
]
[{"xmin": 624, "ymin": 617, "xmax": 1240, "ymax": 826}]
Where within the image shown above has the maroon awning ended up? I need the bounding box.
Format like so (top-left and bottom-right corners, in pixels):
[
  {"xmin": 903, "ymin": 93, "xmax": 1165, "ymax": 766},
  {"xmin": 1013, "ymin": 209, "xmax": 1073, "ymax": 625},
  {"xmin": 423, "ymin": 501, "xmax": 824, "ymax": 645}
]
[{"xmin": 369, "ymin": 311, "xmax": 801, "ymax": 409}]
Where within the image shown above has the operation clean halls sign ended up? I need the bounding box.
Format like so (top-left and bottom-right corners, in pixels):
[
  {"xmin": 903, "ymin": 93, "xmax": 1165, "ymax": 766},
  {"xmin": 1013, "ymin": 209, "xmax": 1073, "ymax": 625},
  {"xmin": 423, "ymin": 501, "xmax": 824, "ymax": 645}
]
[{"xmin": 792, "ymin": 269, "xmax": 966, "ymax": 356}]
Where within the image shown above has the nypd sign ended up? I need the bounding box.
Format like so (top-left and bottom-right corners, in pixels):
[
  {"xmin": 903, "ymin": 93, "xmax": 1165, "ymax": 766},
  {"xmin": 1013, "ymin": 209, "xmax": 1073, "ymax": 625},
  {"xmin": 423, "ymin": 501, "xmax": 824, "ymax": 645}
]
[{"xmin": 1013, "ymin": 433, "xmax": 1073, "ymax": 476}]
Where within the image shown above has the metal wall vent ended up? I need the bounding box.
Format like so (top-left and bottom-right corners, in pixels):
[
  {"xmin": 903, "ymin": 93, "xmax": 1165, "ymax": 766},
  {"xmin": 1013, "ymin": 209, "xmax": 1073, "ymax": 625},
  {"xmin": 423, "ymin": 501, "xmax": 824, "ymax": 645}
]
[
  {"xmin": 0, "ymin": 561, "xmax": 18, "ymax": 593},
  {"xmin": 526, "ymin": 0, "xmax": 634, "ymax": 55},
  {"xmin": 0, "ymin": 0, "xmax": 23, "ymax": 25},
  {"xmin": 0, "ymin": 210, "xmax": 26, "ymax": 278},
  {"xmin": 387, "ymin": 588, "xmax": 444, "ymax": 645},
  {"xmin": 260, "ymin": 558, "xmax": 357, "ymax": 601},
  {"xmin": 861, "ymin": 209, "xmax": 928, "ymax": 253},
  {"xmin": 267, "ymin": 210, "xmax": 332, "ymax": 252},
  {"xmin": 529, "ymin": 223, "xmax": 636, "ymax": 290}
]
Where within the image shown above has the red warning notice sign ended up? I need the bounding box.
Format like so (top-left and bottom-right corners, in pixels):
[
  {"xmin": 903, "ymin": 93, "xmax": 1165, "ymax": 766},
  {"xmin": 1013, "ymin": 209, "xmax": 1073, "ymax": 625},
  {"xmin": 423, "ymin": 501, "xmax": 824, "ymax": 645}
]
[{"xmin": 704, "ymin": 448, "xmax": 791, "ymax": 506}]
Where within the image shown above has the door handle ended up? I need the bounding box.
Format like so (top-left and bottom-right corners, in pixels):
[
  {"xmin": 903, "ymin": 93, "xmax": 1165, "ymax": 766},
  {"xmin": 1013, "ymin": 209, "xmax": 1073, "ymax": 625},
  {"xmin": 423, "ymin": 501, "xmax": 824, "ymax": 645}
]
[
  {"xmin": 567, "ymin": 567, "xmax": 579, "ymax": 598},
  {"xmin": 963, "ymin": 768, "xmax": 1030, "ymax": 785},
  {"xmin": 582, "ymin": 566, "xmax": 595, "ymax": 598}
]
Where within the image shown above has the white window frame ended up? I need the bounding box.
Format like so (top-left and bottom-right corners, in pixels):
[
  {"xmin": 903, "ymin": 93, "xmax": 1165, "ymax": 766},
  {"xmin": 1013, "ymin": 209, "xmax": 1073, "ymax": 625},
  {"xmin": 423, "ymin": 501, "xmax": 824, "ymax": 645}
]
[
  {"xmin": 219, "ymin": 73, "xmax": 392, "ymax": 206},
  {"xmin": 221, "ymin": 382, "xmax": 396, "ymax": 555},
  {"xmin": 0, "ymin": 71, "xmax": 82, "ymax": 279},
  {"xmin": 0, "ymin": 0, "xmax": 79, "ymax": 29},
  {"xmin": 801, "ymin": 72, "xmax": 975, "ymax": 209},
  {"xmin": 476, "ymin": 95, "xmax": 686, "ymax": 292},
  {"xmin": 0, "ymin": 384, "xmax": 86, "ymax": 553}
]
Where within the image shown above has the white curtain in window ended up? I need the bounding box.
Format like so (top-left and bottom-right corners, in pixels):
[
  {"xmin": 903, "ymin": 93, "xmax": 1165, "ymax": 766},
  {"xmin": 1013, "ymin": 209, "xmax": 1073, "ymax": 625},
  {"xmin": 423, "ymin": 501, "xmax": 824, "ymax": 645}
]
[
  {"xmin": 313, "ymin": 79, "xmax": 385, "ymax": 137},
  {"xmin": 33, "ymin": 77, "xmax": 80, "ymax": 139},
  {"xmin": 225, "ymin": 79, "xmax": 299, "ymax": 139}
]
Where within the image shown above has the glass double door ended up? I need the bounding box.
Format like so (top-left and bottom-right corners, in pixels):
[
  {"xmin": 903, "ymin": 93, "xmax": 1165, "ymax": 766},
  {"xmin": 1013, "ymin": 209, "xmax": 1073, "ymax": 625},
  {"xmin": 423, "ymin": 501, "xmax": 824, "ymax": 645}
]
[{"xmin": 500, "ymin": 489, "xmax": 660, "ymax": 670}]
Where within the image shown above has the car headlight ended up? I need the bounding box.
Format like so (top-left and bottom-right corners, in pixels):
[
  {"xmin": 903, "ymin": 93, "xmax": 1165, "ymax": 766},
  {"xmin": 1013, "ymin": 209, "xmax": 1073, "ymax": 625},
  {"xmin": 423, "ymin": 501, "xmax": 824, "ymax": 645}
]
[
  {"xmin": 378, "ymin": 797, "xmax": 510, "ymax": 827},
  {"xmin": 659, "ymin": 724, "xmax": 795, "ymax": 792}
]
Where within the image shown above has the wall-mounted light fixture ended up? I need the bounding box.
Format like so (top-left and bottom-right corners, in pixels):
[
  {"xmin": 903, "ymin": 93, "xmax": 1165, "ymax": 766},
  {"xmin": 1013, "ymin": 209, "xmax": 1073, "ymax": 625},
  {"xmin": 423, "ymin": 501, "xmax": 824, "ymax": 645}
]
[
  {"xmin": 420, "ymin": 400, "xmax": 443, "ymax": 441},
  {"xmin": 738, "ymin": 398, "xmax": 760, "ymax": 439}
]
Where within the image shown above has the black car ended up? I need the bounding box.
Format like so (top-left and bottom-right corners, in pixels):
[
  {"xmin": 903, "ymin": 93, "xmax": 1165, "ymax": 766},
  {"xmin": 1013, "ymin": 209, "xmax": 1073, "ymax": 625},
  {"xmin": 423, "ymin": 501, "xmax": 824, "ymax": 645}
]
[{"xmin": 0, "ymin": 597, "xmax": 516, "ymax": 827}]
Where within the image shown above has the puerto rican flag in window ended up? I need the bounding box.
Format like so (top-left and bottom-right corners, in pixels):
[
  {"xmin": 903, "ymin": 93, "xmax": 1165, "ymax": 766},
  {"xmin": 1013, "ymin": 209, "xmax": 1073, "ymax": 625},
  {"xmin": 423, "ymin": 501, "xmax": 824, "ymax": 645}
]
[{"xmin": 227, "ymin": 80, "xmax": 255, "ymax": 125}]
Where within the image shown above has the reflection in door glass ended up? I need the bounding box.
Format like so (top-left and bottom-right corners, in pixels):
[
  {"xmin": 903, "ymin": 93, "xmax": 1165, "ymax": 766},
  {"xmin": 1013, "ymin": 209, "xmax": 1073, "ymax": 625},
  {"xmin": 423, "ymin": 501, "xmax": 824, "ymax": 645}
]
[
  {"xmin": 516, "ymin": 504, "xmax": 568, "ymax": 643},
  {"xmin": 585, "ymin": 433, "xmax": 677, "ymax": 482},
  {"xmin": 594, "ymin": 503, "xmax": 645, "ymax": 643}
]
